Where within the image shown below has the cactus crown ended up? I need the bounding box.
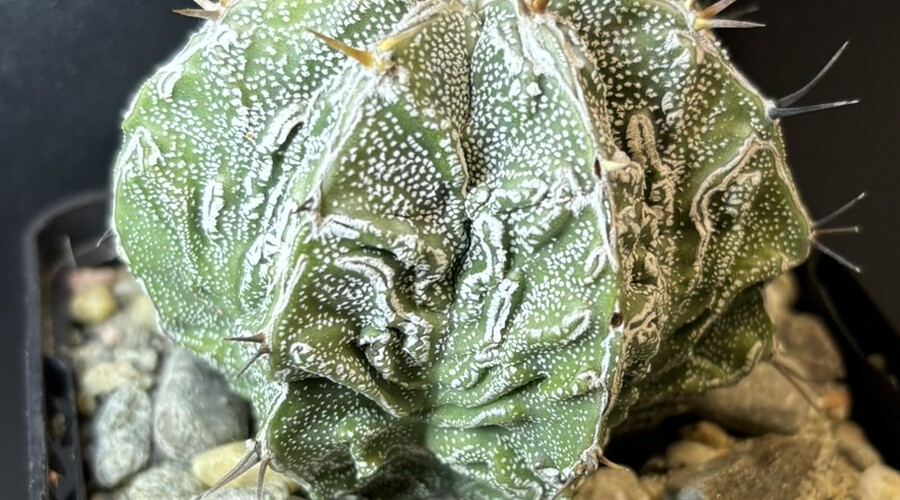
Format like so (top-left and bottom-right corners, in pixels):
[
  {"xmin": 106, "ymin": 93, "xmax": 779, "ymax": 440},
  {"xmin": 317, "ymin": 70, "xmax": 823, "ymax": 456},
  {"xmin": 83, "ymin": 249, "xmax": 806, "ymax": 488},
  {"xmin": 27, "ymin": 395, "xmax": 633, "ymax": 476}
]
[{"xmin": 112, "ymin": 0, "xmax": 813, "ymax": 497}]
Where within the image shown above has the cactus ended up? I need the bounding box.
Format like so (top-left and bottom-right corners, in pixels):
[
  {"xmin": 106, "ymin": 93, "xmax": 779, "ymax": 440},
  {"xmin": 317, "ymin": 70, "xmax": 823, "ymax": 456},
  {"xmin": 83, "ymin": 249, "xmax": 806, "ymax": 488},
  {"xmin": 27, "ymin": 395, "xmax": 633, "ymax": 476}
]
[{"xmin": 111, "ymin": 0, "xmax": 852, "ymax": 497}]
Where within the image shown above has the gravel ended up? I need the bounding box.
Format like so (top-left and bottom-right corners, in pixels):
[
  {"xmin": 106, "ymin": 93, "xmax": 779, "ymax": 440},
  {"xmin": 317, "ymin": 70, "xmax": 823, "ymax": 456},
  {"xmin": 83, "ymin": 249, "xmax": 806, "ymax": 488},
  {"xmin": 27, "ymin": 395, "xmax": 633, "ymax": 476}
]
[
  {"xmin": 153, "ymin": 349, "xmax": 251, "ymax": 460},
  {"xmin": 88, "ymin": 386, "xmax": 153, "ymax": 488},
  {"xmin": 65, "ymin": 267, "xmax": 896, "ymax": 498}
]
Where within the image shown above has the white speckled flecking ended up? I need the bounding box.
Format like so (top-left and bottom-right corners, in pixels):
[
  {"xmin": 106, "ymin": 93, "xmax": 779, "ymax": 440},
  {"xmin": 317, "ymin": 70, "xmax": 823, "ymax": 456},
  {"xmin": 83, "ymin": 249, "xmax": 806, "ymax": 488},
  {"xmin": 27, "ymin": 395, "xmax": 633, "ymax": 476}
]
[{"xmin": 111, "ymin": 0, "xmax": 812, "ymax": 497}]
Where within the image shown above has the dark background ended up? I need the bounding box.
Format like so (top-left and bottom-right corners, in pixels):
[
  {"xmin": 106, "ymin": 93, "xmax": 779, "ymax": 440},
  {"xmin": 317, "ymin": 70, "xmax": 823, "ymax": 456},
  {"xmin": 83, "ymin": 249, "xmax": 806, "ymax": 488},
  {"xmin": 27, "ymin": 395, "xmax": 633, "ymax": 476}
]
[{"xmin": 0, "ymin": 0, "xmax": 897, "ymax": 497}]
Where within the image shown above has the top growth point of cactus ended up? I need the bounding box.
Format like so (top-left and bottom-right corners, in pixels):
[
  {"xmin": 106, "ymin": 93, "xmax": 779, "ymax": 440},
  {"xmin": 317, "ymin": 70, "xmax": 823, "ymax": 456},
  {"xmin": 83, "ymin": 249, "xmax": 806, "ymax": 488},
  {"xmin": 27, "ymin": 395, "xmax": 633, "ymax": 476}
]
[{"xmin": 111, "ymin": 0, "xmax": 818, "ymax": 497}]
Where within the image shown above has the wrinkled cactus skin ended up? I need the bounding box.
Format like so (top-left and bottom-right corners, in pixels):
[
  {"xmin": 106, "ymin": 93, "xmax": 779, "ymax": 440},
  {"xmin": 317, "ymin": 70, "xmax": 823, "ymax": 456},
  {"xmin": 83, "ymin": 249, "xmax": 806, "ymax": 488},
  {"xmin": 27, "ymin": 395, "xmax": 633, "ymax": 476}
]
[{"xmin": 112, "ymin": 0, "xmax": 812, "ymax": 497}]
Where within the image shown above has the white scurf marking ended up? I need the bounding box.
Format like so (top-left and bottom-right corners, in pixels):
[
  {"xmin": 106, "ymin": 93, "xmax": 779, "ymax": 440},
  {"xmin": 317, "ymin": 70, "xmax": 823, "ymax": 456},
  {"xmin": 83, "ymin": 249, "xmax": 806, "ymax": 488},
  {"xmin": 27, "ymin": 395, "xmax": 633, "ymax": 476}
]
[
  {"xmin": 200, "ymin": 181, "xmax": 225, "ymax": 237},
  {"xmin": 583, "ymin": 246, "xmax": 609, "ymax": 283},
  {"xmin": 258, "ymin": 101, "xmax": 306, "ymax": 154},
  {"xmin": 482, "ymin": 278, "xmax": 519, "ymax": 348},
  {"xmin": 562, "ymin": 309, "xmax": 592, "ymax": 344}
]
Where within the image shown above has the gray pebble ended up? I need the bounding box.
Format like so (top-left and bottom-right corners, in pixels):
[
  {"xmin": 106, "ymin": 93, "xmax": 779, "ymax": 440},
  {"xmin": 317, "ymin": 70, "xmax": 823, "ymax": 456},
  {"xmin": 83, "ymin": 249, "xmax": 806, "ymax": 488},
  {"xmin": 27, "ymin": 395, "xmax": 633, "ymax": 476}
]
[
  {"xmin": 114, "ymin": 347, "xmax": 160, "ymax": 374},
  {"xmin": 121, "ymin": 462, "xmax": 204, "ymax": 500},
  {"xmin": 90, "ymin": 386, "xmax": 153, "ymax": 488},
  {"xmin": 691, "ymin": 362, "xmax": 811, "ymax": 435},
  {"xmin": 776, "ymin": 314, "xmax": 844, "ymax": 384},
  {"xmin": 154, "ymin": 349, "xmax": 250, "ymax": 460},
  {"xmin": 665, "ymin": 434, "xmax": 822, "ymax": 500}
]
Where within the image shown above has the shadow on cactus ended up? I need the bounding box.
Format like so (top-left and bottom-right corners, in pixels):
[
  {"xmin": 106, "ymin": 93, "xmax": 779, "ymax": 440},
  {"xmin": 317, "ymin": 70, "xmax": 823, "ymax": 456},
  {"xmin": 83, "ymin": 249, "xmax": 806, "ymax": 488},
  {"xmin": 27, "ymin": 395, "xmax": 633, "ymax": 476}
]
[{"xmin": 111, "ymin": 0, "xmax": 856, "ymax": 497}]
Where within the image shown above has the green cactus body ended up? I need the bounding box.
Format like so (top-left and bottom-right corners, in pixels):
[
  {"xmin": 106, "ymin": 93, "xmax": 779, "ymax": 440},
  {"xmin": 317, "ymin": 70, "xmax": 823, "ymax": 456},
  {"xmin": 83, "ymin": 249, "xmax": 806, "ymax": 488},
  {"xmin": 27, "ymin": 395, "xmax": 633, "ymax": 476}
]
[{"xmin": 112, "ymin": 0, "xmax": 811, "ymax": 497}]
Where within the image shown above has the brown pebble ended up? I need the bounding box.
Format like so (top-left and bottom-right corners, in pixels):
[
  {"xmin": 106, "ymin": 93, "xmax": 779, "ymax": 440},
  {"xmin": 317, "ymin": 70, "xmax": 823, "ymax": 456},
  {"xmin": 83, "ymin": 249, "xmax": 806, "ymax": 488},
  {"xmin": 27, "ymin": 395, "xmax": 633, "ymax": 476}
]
[
  {"xmin": 692, "ymin": 362, "xmax": 811, "ymax": 435},
  {"xmin": 856, "ymin": 464, "xmax": 900, "ymax": 500},
  {"xmin": 68, "ymin": 268, "xmax": 118, "ymax": 293},
  {"xmin": 837, "ymin": 422, "xmax": 882, "ymax": 471},
  {"xmin": 679, "ymin": 421, "xmax": 733, "ymax": 449},
  {"xmin": 96, "ymin": 324, "xmax": 124, "ymax": 347},
  {"xmin": 640, "ymin": 455, "xmax": 668, "ymax": 475},
  {"xmin": 639, "ymin": 474, "xmax": 666, "ymax": 500},
  {"xmin": 574, "ymin": 467, "xmax": 649, "ymax": 500},
  {"xmin": 665, "ymin": 441, "xmax": 726, "ymax": 470},
  {"xmin": 820, "ymin": 385, "xmax": 852, "ymax": 421}
]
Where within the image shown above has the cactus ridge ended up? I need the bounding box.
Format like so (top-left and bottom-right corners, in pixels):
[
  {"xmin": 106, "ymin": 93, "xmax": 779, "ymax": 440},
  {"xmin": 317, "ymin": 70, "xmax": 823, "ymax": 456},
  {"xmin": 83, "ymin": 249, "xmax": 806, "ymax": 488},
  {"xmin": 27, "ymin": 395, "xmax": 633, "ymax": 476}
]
[{"xmin": 113, "ymin": 0, "xmax": 819, "ymax": 497}]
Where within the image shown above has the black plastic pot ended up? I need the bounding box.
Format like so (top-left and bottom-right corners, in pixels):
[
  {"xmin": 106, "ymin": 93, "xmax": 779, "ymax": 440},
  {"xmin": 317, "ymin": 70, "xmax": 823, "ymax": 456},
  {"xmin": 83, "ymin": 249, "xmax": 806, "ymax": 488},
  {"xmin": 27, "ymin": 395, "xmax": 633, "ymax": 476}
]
[
  {"xmin": 796, "ymin": 254, "xmax": 900, "ymax": 466},
  {"xmin": 23, "ymin": 193, "xmax": 900, "ymax": 499},
  {"xmin": 25, "ymin": 192, "xmax": 116, "ymax": 500}
]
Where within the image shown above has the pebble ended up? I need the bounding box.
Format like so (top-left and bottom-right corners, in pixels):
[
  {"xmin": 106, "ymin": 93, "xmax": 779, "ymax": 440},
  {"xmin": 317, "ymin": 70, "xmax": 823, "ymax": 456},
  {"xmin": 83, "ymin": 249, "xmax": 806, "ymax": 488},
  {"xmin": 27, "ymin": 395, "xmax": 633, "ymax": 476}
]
[
  {"xmin": 113, "ymin": 346, "xmax": 159, "ymax": 374},
  {"xmin": 112, "ymin": 272, "xmax": 147, "ymax": 304},
  {"xmin": 68, "ymin": 267, "xmax": 118, "ymax": 293},
  {"xmin": 89, "ymin": 386, "xmax": 153, "ymax": 488},
  {"xmin": 805, "ymin": 454, "xmax": 860, "ymax": 500},
  {"xmin": 640, "ymin": 455, "xmax": 667, "ymax": 475},
  {"xmin": 665, "ymin": 441, "xmax": 726, "ymax": 470},
  {"xmin": 692, "ymin": 362, "xmax": 812, "ymax": 435},
  {"xmin": 763, "ymin": 273, "xmax": 798, "ymax": 326},
  {"xmin": 678, "ymin": 421, "xmax": 732, "ymax": 450},
  {"xmin": 65, "ymin": 268, "xmax": 889, "ymax": 499},
  {"xmin": 124, "ymin": 294, "xmax": 160, "ymax": 334},
  {"xmin": 639, "ymin": 474, "xmax": 665, "ymax": 500},
  {"xmin": 154, "ymin": 349, "xmax": 250, "ymax": 460},
  {"xmin": 70, "ymin": 284, "xmax": 118, "ymax": 325},
  {"xmin": 69, "ymin": 339, "xmax": 112, "ymax": 374},
  {"xmin": 776, "ymin": 313, "xmax": 844, "ymax": 384},
  {"xmin": 95, "ymin": 323, "xmax": 124, "ymax": 347},
  {"xmin": 101, "ymin": 297, "xmax": 161, "ymax": 350},
  {"xmin": 201, "ymin": 485, "xmax": 291, "ymax": 500},
  {"xmin": 856, "ymin": 464, "xmax": 900, "ymax": 500},
  {"xmin": 574, "ymin": 467, "xmax": 649, "ymax": 500},
  {"xmin": 191, "ymin": 441, "xmax": 296, "ymax": 493},
  {"xmin": 665, "ymin": 434, "xmax": 823, "ymax": 499},
  {"xmin": 121, "ymin": 462, "xmax": 204, "ymax": 500},
  {"xmin": 820, "ymin": 384, "xmax": 852, "ymax": 421},
  {"xmin": 80, "ymin": 360, "xmax": 152, "ymax": 408},
  {"xmin": 837, "ymin": 422, "xmax": 883, "ymax": 471}
]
